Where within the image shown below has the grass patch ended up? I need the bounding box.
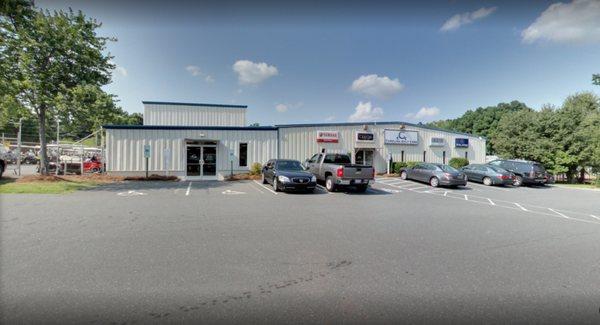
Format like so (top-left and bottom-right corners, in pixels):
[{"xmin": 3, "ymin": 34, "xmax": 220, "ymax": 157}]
[
  {"xmin": 554, "ymin": 183, "xmax": 600, "ymax": 189},
  {"xmin": 0, "ymin": 178, "xmax": 100, "ymax": 194}
]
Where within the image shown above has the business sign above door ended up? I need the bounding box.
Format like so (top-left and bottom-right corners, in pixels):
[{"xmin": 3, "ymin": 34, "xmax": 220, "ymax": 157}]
[
  {"xmin": 384, "ymin": 129, "xmax": 418, "ymax": 145},
  {"xmin": 430, "ymin": 137, "xmax": 445, "ymax": 146},
  {"xmin": 455, "ymin": 138, "xmax": 469, "ymax": 148},
  {"xmin": 355, "ymin": 131, "xmax": 374, "ymax": 142},
  {"xmin": 316, "ymin": 131, "xmax": 339, "ymax": 143}
]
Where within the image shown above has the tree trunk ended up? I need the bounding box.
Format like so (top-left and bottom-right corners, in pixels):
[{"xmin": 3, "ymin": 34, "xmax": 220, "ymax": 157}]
[
  {"xmin": 579, "ymin": 168, "xmax": 586, "ymax": 184},
  {"xmin": 38, "ymin": 107, "xmax": 48, "ymax": 175}
]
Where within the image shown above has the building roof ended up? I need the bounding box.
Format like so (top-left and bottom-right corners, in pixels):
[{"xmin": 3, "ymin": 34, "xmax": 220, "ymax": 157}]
[
  {"xmin": 102, "ymin": 125, "xmax": 277, "ymax": 131},
  {"xmin": 274, "ymin": 121, "xmax": 485, "ymax": 139},
  {"xmin": 142, "ymin": 101, "xmax": 248, "ymax": 109}
]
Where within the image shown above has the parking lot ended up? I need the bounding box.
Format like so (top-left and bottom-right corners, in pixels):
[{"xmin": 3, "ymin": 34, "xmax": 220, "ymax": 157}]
[{"xmin": 2, "ymin": 178, "xmax": 600, "ymax": 323}]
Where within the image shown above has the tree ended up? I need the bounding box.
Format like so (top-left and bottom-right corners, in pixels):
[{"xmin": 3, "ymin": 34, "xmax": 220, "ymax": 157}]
[
  {"xmin": 429, "ymin": 101, "xmax": 530, "ymax": 153},
  {"xmin": 593, "ymin": 74, "xmax": 600, "ymax": 86},
  {"xmin": 1, "ymin": 2, "xmax": 115, "ymax": 173}
]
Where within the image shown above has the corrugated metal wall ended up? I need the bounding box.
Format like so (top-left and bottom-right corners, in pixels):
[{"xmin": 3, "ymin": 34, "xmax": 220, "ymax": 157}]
[
  {"xmin": 279, "ymin": 124, "xmax": 486, "ymax": 172},
  {"xmin": 106, "ymin": 124, "xmax": 486, "ymax": 178},
  {"xmin": 144, "ymin": 103, "xmax": 246, "ymax": 127},
  {"xmin": 106, "ymin": 128, "xmax": 277, "ymax": 177}
]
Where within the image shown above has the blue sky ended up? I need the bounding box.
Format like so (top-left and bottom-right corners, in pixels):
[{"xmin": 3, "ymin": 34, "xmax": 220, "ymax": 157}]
[{"xmin": 38, "ymin": 0, "xmax": 600, "ymax": 125}]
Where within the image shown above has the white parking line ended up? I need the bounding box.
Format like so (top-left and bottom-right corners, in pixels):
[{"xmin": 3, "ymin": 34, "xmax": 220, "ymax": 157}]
[
  {"xmin": 487, "ymin": 198, "xmax": 495, "ymax": 206},
  {"xmin": 514, "ymin": 203, "xmax": 528, "ymax": 211},
  {"xmin": 590, "ymin": 215, "xmax": 600, "ymax": 221},
  {"xmin": 248, "ymin": 181, "xmax": 265, "ymax": 194},
  {"xmin": 548, "ymin": 208, "xmax": 570, "ymax": 219},
  {"xmin": 464, "ymin": 194, "xmax": 468, "ymax": 201},
  {"xmin": 469, "ymin": 183, "xmax": 512, "ymax": 192},
  {"xmin": 253, "ymin": 180, "xmax": 278, "ymax": 195},
  {"xmin": 185, "ymin": 182, "xmax": 192, "ymax": 196},
  {"xmin": 444, "ymin": 191, "xmax": 448, "ymax": 197}
]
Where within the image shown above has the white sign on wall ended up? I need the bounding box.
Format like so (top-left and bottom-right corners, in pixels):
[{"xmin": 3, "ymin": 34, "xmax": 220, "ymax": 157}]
[
  {"xmin": 384, "ymin": 129, "xmax": 418, "ymax": 145},
  {"xmin": 430, "ymin": 137, "xmax": 445, "ymax": 146},
  {"xmin": 316, "ymin": 131, "xmax": 339, "ymax": 143}
]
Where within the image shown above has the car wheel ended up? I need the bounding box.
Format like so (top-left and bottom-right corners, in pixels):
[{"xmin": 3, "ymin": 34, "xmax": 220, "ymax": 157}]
[
  {"xmin": 325, "ymin": 176, "xmax": 336, "ymax": 192},
  {"xmin": 513, "ymin": 175, "xmax": 523, "ymax": 187},
  {"xmin": 400, "ymin": 171, "xmax": 407, "ymax": 180},
  {"xmin": 91, "ymin": 167, "xmax": 100, "ymax": 173},
  {"xmin": 429, "ymin": 177, "xmax": 439, "ymax": 187},
  {"xmin": 273, "ymin": 178, "xmax": 280, "ymax": 192},
  {"xmin": 483, "ymin": 177, "xmax": 492, "ymax": 186},
  {"xmin": 262, "ymin": 173, "xmax": 268, "ymax": 184}
]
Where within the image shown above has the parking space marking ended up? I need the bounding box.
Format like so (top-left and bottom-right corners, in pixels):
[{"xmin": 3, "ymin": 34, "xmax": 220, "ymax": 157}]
[
  {"xmin": 487, "ymin": 198, "xmax": 495, "ymax": 206},
  {"xmin": 514, "ymin": 203, "xmax": 528, "ymax": 211},
  {"xmin": 464, "ymin": 194, "xmax": 468, "ymax": 201},
  {"xmin": 247, "ymin": 181, "xmax": 265, "ymax": 194},
  {"xmin": 185, "ymin": 182, "xmax": 192, "ymax": 196},
  {"xmin": 253, "ymin": 180, "xmax": 278, "ymax": 195},
  {"xmin": 591, "ymin": 215, "xmax": 600, "ymax": 221},
  {"xmin": 548, "ymin": 208, "xmax": 570, "ymax": 219}
]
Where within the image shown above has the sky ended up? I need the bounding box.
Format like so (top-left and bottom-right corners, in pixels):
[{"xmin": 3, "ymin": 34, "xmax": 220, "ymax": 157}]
[{"xmin": 37, "ymin": 0, "xmax": 600, "ymax": 126}]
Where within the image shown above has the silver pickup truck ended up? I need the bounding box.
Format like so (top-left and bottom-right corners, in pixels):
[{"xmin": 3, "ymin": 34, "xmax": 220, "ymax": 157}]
[{"xmin": 304, "ymin": 153, "xmax": 374, "ymax": 192}]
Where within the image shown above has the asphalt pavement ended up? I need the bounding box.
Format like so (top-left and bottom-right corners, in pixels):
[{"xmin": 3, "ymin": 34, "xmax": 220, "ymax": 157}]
[{"xmin": 1, "ymin": 178, "xmax": 600, "ymax": 324}]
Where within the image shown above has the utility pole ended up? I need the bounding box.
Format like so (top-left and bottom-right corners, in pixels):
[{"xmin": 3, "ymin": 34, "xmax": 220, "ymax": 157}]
[
  {"xmin": 55, "ymin": 120, "xmax": 60, "ymax": 175},
  {"xmin": 17, "ymin": 118, "xmax": 22, "ymax": 176}
]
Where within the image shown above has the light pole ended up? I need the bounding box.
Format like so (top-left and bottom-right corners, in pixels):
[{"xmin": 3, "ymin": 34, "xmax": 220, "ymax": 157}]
[{"xmin": 17, "ymin": 118, "xmax": 22, "ymax": 176}]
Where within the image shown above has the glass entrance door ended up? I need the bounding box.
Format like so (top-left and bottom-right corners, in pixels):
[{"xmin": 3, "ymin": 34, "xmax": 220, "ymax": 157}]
[
  {"xmin": 186, "ymin": 146, "xmax": 201, "ymax": 176},
  {"xmin": 355, "ymin": 149, "xmax": 374, "ymax": 166},
  {"xmin": 202, "ymin": 146, "xmax": 216, "ymax": 177},
  {"xmin": 186, "ymin": 144, "xmax": 218, "ymax": 179}
]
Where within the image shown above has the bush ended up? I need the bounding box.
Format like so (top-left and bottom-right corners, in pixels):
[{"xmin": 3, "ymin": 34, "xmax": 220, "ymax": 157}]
[
  {"xmin": 249, "ymin": 162, "xmax": 262, "ymax": 175},
  {"xmin": 594, "ymin": 176, "xmax": 600, "ymax": 188},
  {"xmin": 449, "ymin": 157, "xmax": 469, "ymax": 169},
  {"xmin": 392, "ymin": 161, "xmax": 419, "ymax": 174}
]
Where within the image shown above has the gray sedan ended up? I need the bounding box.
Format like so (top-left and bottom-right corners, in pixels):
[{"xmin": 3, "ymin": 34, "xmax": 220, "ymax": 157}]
[
  {"xmin": 399, "ymin": 163, "xmax": 467, "ymax": 187},
  {"xmin": 460, "ymin": 164, "xmax": 514, "ymax": 186}
]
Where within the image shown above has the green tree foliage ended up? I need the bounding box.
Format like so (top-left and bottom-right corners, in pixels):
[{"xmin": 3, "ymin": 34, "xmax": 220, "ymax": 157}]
[
  {"xmin": 593, "ymin": 74, "xmax": 600, "ymax": 86},
  {"xmin": 429, "ymin": 101, "xmax": 530, "ymax": 153},
  {"xmin": 448, "ymin": 157, "xmax": 469, "ymax": 169},
  {"xmin": 0, "ymin": 1, "xmax": 140, "ymax": 172}
]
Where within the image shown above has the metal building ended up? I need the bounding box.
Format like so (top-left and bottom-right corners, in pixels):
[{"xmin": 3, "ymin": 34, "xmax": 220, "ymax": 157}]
[{"xmin": 104, "ymin": 101, "xmax": 486, "ymax": 180}]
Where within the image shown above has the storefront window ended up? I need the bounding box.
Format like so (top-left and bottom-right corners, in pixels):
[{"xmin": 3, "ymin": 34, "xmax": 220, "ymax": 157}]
[{"xmin": 239, "ymin": 143, "xmax": 247, "ymax": 167}]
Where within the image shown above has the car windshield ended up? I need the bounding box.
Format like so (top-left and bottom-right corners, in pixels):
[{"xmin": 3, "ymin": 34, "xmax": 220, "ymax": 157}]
[
  {"xmin": 276, "ymin": 160, "xmax": 304, "ymax": 171},
  {"xmin": 438, "ymin": 164, "xmax": 459, "ymax": 173}
]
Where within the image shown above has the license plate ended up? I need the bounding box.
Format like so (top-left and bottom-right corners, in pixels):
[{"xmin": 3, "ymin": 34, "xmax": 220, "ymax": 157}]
[
  {"xmin": 339, "ymin": 180, "xmax": 350, "ymax": 185},
  {"xmin": 355, "ymin": 179, "xmax": 363, "ymax": 184}
]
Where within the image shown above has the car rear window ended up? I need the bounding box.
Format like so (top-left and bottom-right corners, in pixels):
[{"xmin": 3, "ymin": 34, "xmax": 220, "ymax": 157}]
[{"xmin": 323, "ymin": 154, "xmax": 351, "ymax": 164}]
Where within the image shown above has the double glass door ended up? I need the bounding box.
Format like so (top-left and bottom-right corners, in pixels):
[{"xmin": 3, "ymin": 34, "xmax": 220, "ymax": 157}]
[
  {"xmin": 186, "ymin": 145, "xmax": 217, "ymax": 178},
  {"xmin": 355, "ymin": 149, "xmax": 374, "ymax": 166}
]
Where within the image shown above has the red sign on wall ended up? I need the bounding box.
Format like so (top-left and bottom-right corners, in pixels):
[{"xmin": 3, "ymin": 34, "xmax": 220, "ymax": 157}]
[{"xmin": 316, "ymin": 131, "xmax": 339, "ymax": 143}]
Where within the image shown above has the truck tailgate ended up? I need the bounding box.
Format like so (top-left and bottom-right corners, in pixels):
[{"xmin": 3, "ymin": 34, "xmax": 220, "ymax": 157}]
[{"xmin": 342, "ymin": 165, "xmax": 374, "ymax": 180}]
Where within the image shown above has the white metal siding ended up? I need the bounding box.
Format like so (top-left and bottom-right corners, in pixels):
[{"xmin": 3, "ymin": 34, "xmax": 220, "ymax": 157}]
[
  {"xmin": 279, "ymin": 124, "xmax": 486, "ymax": 172},
  {"xmin": 144, "ymin": 103, "xmax": 246, "ymax": 127},
  {"xmin": 106, "ymin": 124, "xmax": 486, "ymax": 179},
  {"xmin": 105, "ymin": 128, "xmax": 276, "ymax": 179}
]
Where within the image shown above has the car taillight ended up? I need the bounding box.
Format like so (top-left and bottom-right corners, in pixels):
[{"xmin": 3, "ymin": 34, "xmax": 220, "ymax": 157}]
[
  {"xmin": 337, "ymin": 167, "xmax": 344, "ymax": 178},
  {"xmin": 500, "ymin": 175, "xmax": 510, "ymax": 180}
]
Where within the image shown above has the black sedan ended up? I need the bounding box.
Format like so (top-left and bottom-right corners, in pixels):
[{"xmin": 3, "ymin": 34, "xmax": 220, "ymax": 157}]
[{"xmin": 262, "ymin": 159, "xmax": 317, "ymax": 192}]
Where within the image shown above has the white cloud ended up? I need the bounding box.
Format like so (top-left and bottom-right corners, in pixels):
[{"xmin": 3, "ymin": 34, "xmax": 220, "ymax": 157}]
[
  {"xmin": 275, "ymin": 102, "xmax": 303, "ymax": 113},
  {"xmin": 185, "ymin": 65, "xmax": 202, "ymax": 76},
  {"xmin": 350, "ymin": 74, "xmax": 403, "ymax": 99},
  {"xmin": 348, "ymin": 101, "xmax": 384, "ymax": 122},
  {"xmin": 185, "ymin": 65, "xmax": 214, "ymax": 82},
  {"xmin": 115, "ymin": 66, "xmax": 128, "ymax": 77},
  {"xmin": 325, "ymin": 115, "xmax": 335, "ymax": 122},
  {"xmin": 522, "ymin": 0, "xmax": 600, "ymax": 44},
  {"xmin": 232, "ymin": 60, "xmax": 278, "ymax": 85},
  {"xmin": 440, "ymin": 7, "xmax": 497, "ymax": 32},
  {"xmin": 275, "ymin": 104, "xmax": 288, "ymax": 113},
  {"xmin": 405, "ymin": 107, "xmax": 440, "ymax": 121}
]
